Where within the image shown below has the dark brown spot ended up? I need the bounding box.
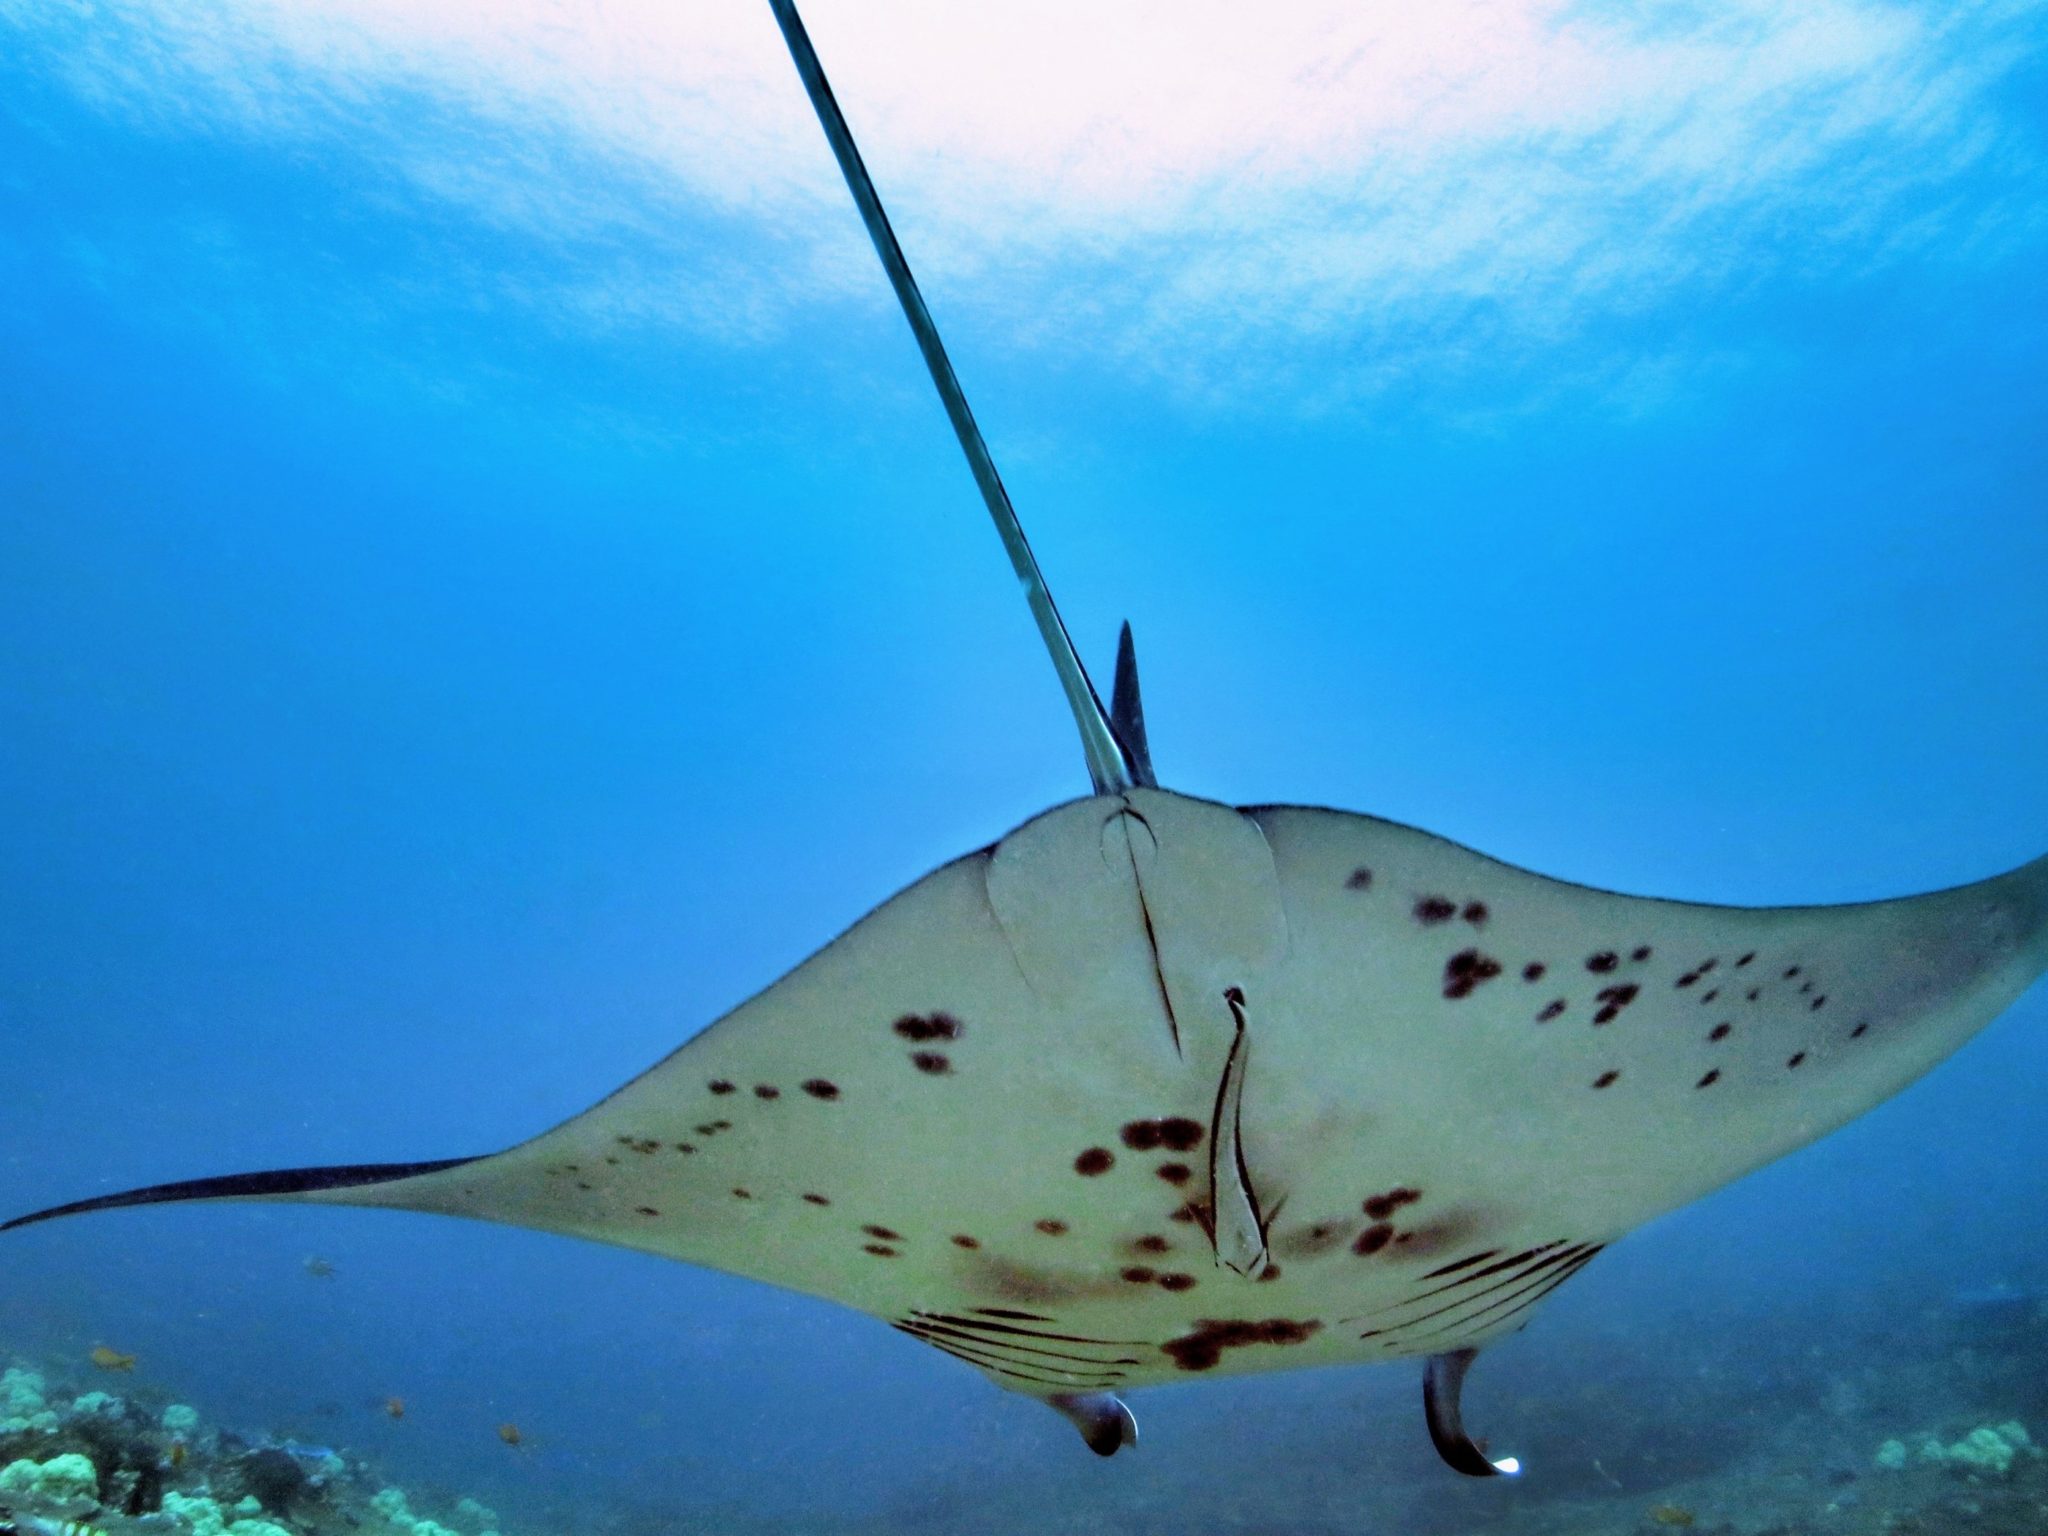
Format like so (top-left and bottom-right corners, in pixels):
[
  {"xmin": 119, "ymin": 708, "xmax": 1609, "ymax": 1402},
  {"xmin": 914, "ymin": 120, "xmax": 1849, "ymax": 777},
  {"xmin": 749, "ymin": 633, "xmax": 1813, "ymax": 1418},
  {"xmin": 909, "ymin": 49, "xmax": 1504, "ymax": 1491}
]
[
  {"xmin": 1034, "ymin": 1219, "xmax": 1069, "ymax": 1236},
  {"xmin": 1810, "ymin": 995, "xmax": 1827, "ymax": 1011},
  {"xmin": 1799, "ymin": 980, "xmax": 1814, "ymax": 994},
  {"xmin": 1586, "ymin": 951, "xmax": 1619, "ymax": 973},
  {"xmin": 1746, "ymin": 988, "xmax": 1761, "ymax": 1002},
  {"xmin": 1346, "ymin": 867, "xmax": 1374, "ymax": 891},
  {"xmin": 1736, "ymin": 952, "xmax": 1756, "ymax": 967},
  {"xmin": 1522, "ymin": 961, "xmax": 1546, "ymax": 982},
  {"xmin": 1074, "ymin": 1148, "xmax": 1115, "ymax": 1176},
  {"xmin": 1537, "ymin": 998, "xmax": 1567, "ymax": 1022},
  {"xmin": 1169, "ymin": 1201, "xmax": 1208, "ymax": 1225},
  {"xmin": 801, "ymin": 1079, "xmax": 840, "ymax": 1100},
  {"xmin": 1443, "ymin": 948, "xmax": 1503, "ymax": 1000},
  {"xmin": 754, "ymin": 1084, "xmax": 780, "ymax": 1100},
  {"xmin": 1120, "ymin": 1266, "xmax": 1156, "ymax": 1284},
  {"xmin": 1353, "ymin": 1223, "xmax": 1395, "ymax": 1256},
  {"xmin": 893, "ymin": 1012, "xmax": 963, "ymax": 1042},
  {"xmin": 1787, "ymin": 1052, "xmax": 1807, "ymax": 1069},
  {"xmin": 1631, "ymin": 946, "xmax": 1653, "ymax": 962},
  {"xmin": 711, "ymin": 1120, "xmax": 731, "ymax": 1131},
  {"xmin": 1157, "ymin": 1272, "xmax": 1197, "ymax": 1292},
  {"xmin": 1676, "ymin": 970, "xmax": 1701, "ymax": 989},
  {"xmin": 672, "ymin": 1144, "xmax": 696, "ymax": 1154},
  {"xmin": 862, "ymin": 1225, "xmax": 902, "ymax": 1241},
  {"xmin": 950, "ymin": 1234, "xmax": 980, "ymax": 1250},
  {"xmin": 1851, "ymin": 1021, "xmax": 1870, "ymax": 1038},
  {"xmin": 862, "ymin": 1244, "xmax": 899, "ymax": 1258},
  {"xmin": 731, "ymin": 1188, "xmax": 752, "ymax": 1200},
  {"xmin": 1783, "ymin": 965, "xmax": 1801, "ymax": 979},
  {"xmin": 802, "ymin": 1193, "xmax": 830, "ymax": 1206},
  {"xmin": 635, "ymin": 1206, "xmax": 660, "ymax": 1217},
  {"xmin": 1591, "ymin": 983, "xmax": 1639, "ymax": 1026},
  {"xmin": 1361, "ymin": 1188, "xmax": 1421, "ymax": 1221},
  {"xmin": 1120, "ymin": 1120, "xmax": 1164, "ymax": 1151},
  {"xmin": 1461, "ymin": 901, "xmax": 1489, "ymax": 926},
  {"xmin": 910, "ymin": 1051, "xmax": 952, "ymax": 1075},
  {"xmin": 1696, "ymin": 1070, "xmax": 1721, "ymax": 1088},
  {"xmin": 1414, "ymin": 896, "xmax": 1457, "ymax": 924},
  {"xmin": 1162, "ymin": 1318, "xmax": 1324, "ymax": 1372},
  {"xmin": 1709, "ymin": 1022, "xmax": 1732, "ymax": 1042},
  {"xmin": 1157, "ymin": 1163, "xmax": 1192, "ymax": 1186},
  {"xmin": 708, "ymin": 1080, "xmax": 736, "ymax": 1095},
  {"xmin": 1701, "ymin": 989, "xmax": 1719, "ymax": 1003},
  {"xmin": 1592, "ymin": 1070, "xmax": 1619, "ymax": 1089},
  {"xmin": 1133, "ymin": 1234, "xmax": 1172, "ymax": 1254},
  {"xmin": 1157, "ymin": 1117, "xmax": 1204, "ymax": 1152}
]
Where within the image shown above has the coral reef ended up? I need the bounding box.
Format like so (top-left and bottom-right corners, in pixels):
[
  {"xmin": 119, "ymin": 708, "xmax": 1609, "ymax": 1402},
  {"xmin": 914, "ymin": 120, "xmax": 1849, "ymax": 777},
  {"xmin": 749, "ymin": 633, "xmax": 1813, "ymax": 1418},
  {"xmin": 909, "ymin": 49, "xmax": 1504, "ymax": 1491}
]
[
  {"xmin": 1875, "ymin": 1420, "xmax": 2039, "ymax": 1478},
  {"xmin": 0, "ymin": 1451, "xmax": 101, "ymax": 1517},
  {"xmin": 0, "ymin": 1355, "xmax": 514, "ymax": 1536}
]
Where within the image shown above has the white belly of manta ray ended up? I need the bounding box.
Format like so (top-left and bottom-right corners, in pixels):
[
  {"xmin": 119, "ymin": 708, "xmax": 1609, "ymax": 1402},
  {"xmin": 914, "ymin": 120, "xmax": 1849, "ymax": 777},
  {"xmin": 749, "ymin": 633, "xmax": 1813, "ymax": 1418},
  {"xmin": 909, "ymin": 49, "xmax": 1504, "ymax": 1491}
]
[
  {"xmin": 9, "ymin": 0, "xmax": 2046, "ymax": 1481},
  {"xmin": 10, "ymin": 787, "xmax": 2048, "ymax": 1467}
]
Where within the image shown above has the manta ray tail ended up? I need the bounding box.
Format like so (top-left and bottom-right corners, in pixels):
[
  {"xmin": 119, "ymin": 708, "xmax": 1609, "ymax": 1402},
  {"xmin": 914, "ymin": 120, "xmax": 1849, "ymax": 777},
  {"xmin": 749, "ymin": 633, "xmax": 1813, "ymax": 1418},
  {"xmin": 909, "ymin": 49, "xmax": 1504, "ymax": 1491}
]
[
  {"xmin": 0, "ymin": 1158, "xmax": 480, "ymax": 1233},
  {"xmin": 764, "ymin": 0, "xmax": 1145, "ymax": 798}
]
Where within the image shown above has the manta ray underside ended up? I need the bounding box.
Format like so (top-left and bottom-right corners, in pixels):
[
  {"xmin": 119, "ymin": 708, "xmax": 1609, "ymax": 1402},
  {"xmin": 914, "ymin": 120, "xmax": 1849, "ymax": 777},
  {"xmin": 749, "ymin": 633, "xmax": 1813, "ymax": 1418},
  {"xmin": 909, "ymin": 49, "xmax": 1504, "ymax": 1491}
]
[{"xmin": 9, "ymin": 0, "xmax": 2045, "ymax": 1480}]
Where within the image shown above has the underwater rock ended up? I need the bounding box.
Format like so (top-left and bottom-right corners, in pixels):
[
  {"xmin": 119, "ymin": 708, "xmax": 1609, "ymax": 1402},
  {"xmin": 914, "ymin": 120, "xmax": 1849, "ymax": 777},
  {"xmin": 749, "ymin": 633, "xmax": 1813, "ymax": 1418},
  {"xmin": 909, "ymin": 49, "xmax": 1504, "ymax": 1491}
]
[{"xmin": 234, "ymin": 1448, "xmax": 311, "ymax": 1514}]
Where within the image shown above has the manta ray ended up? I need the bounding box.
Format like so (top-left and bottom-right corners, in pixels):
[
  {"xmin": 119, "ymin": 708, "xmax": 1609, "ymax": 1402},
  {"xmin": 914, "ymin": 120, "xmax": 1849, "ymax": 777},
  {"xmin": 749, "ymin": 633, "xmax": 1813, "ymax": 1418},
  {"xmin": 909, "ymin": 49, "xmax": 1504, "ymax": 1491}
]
[{"xmin": 9, "ymin": 0, "xmax": 2045, "ymax": 1477}]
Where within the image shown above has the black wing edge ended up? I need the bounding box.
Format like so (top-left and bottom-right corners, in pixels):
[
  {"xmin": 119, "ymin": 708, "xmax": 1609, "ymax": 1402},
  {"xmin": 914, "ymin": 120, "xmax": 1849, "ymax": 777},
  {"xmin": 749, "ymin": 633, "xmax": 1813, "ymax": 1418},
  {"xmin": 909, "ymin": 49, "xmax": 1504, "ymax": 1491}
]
[{"xmin": 1, "ymin": 1157, "xmax": 481, "ymax": 1233}]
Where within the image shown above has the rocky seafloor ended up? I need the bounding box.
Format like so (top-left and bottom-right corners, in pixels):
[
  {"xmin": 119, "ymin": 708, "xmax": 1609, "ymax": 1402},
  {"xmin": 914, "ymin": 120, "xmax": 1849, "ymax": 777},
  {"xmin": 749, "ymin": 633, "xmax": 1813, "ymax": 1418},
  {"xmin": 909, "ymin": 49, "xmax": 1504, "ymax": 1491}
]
[{"xmin": 3, "ymin": 1308, "xmax": 2044, "ymax": 1536}]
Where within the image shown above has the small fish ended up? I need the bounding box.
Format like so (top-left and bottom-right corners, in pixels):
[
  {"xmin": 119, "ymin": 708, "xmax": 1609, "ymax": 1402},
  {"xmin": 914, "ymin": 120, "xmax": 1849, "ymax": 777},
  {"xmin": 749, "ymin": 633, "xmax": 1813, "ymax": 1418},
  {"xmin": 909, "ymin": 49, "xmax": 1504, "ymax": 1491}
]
[
  {"xmin": 165, "ymin": 1441, "xmax": 187, "ymax": 1469},
  {"xmin": 88, "ymin": 1345, "xmax": 135, "ymax": 1372},
  {"xmin": 383, "ymin": 1396, "xmax": 405, "ymax": 1420},
  {"xmin": 496, "ymin": 1422, "xmax": 521, "ymax": 1448},
  {"xmin": 1647, "ymin": 1506, "xmax": 1697, "ymax": 1527},
  {"xmin": 302, "ymin": 1255, "xmax": 337, "ymax": 1279}
]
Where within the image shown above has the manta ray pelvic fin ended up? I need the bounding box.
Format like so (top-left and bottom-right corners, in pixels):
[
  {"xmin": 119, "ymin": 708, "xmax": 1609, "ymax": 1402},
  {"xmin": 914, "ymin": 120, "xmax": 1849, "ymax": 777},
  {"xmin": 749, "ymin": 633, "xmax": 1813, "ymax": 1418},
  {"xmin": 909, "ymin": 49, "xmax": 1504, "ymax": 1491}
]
[
  {"xmin": 1047, "ymin": 1391, "xmax": 1140, "ymax": 1457},
  {"xmin": 1423, "ymin": 1347, "xmax": 1522, "ymax": 1478}
]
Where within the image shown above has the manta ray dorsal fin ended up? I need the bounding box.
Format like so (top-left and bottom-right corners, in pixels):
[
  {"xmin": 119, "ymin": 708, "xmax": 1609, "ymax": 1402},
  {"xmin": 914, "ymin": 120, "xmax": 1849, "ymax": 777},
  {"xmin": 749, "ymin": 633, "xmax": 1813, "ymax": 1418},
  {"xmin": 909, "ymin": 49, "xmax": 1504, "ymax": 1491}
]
[
  {"xmin": 1111, "ymin": 622, "xmax": 1159, "ymax": 790},
  {"xmin": 764, "ymin": 0, "xmax": 1139, "ymax": 795}
]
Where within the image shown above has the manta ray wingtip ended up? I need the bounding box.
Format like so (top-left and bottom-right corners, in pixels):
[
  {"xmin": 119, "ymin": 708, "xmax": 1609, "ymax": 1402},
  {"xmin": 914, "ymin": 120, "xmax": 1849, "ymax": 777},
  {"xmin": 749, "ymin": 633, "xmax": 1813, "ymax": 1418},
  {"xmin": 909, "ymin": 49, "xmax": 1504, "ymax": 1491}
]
[
  {"xmin": 1423, "ymin": 1348, "xmax": 1521, "ymax": 1478},
  {"xmin": 1047, "ymin": 1390, "xmax": 1139, "ymax": 1457},
  {"xmin": 2, "ymin": 1158, "xmax": 482, "ymax": 1232}
]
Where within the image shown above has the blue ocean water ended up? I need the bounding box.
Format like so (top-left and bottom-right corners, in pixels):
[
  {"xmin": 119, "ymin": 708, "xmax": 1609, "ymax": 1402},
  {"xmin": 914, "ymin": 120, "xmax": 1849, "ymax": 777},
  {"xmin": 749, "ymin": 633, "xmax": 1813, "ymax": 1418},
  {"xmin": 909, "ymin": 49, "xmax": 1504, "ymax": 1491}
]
[{"xmin": 2, "ymin": 4, "xmax": 2046, "ymax": 1533}]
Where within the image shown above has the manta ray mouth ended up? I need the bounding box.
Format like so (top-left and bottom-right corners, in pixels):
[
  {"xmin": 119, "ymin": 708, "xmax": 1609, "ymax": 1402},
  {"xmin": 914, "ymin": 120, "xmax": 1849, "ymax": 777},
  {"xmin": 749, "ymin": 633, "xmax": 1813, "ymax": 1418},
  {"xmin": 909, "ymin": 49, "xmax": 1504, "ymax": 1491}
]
[{"xmin": 0, "ymin": 1158, "xmax": 482, "ymax": 1232}]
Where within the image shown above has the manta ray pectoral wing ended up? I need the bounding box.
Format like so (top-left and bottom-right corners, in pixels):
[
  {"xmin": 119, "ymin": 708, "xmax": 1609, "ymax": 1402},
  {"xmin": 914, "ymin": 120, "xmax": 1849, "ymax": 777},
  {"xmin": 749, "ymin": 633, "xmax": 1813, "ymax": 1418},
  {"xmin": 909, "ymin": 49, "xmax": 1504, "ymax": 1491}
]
[{"xmin": 1238, "ymin": 805, "xmax": 2048, "ymax": 1265}]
